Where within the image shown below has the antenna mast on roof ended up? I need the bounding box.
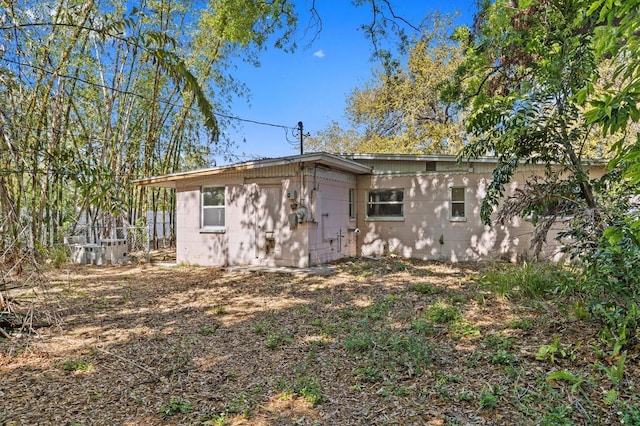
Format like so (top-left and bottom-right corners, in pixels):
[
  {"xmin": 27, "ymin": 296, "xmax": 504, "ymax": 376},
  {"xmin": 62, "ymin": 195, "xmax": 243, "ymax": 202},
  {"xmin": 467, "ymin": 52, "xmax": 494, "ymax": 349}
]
[{"xmin": 295, "ymin": 121, "xmax": 310, "ymax": 155}]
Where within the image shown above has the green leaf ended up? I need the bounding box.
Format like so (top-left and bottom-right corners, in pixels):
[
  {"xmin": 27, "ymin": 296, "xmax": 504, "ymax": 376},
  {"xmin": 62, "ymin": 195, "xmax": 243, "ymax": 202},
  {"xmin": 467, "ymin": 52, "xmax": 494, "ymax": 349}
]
[
  {"xmin": 575, "ymin": 88, "xmax": 588, "ymax": 105},
  {"xmin": 603, "ymin": 389, "xmax": 618, "ymax": 404},
  {"xmin": 547, "ymin": 370, "xmax": 578, "ymax": 384},
  {"xmin": 587, "ymin": 0, "xmax": 606, "ymax": 16},
  {"xmin": 604, "ymin": 227, "xmax": 623, "ymax": 245}
]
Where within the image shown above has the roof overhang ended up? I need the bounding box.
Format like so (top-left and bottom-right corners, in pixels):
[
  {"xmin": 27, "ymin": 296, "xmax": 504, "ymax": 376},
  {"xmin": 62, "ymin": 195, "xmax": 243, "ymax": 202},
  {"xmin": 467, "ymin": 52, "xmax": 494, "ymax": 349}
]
[
  {"xmin": 343, "ymin": 153, "xmax": 498, "ymax": 163},
  {"xmin": 133, "ymin": 152, "xmax": 373, "ymax": 188},
  {"xmin": 134, "ymin": 152, "xmax": 608, "ymax": 188},
  {"xmin": 343, "ymin": 153, "xmax": 608, "ymax": 166}
]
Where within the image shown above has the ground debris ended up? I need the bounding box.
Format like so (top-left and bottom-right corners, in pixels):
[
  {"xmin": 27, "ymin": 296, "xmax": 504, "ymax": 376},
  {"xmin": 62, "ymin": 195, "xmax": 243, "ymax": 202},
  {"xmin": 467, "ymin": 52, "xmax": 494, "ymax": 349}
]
[{"xmin": 0, "ymin": 259, "xmax": 634, "ymax": 425}]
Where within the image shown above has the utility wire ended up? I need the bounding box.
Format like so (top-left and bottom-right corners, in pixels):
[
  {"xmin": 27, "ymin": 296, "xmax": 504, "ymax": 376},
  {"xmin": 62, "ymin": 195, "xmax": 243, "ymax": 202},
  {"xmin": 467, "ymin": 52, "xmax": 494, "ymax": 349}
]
[{"xmin": 0, "ymin": 56, "xmax": 298, "ymax": 133}]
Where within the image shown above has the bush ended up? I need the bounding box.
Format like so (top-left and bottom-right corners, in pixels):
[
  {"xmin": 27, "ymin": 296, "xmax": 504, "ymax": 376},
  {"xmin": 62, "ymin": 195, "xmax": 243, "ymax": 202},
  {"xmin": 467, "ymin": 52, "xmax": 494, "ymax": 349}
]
[
  {"xmin": 159, "ymin": 397, "xmax": 192, "ymax": 416},
  {"xmin": 426, "ymin": 302, "xmax": 460, "ymax": 324},
  {"xmin": 343, "ymin": 332, "xmax": 374, "ymax": 353},
  {"xmin": 561, "ymin": 188, "xmax": 640, "ymax": 354},
  {"xmin": 49, "ymin": 245, "xmax": 69, "ymax": 268},
  {"xmin": 479, "ymin": 262, "xmax": 568, "ymax": 299}
]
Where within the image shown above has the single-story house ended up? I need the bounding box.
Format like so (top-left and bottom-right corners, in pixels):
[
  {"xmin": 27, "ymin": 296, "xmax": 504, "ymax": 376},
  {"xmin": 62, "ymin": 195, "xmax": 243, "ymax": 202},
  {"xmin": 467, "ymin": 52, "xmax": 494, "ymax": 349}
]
[{"xmin": 134, "ymin": 152, "xmax": 604, "ymax": 267}]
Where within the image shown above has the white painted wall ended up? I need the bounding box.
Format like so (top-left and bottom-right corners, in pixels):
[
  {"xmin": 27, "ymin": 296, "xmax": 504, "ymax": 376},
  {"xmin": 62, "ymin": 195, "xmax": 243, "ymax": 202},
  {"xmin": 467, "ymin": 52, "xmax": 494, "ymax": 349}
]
[
  {"xmin": 306, "ymin": 168, "xmax": 357, "ymax": 265},
  {"xmin": 175, "ymin": 174, "xmax": 310, "ymax": 267},
  {"xmin": 355, "ymin": 166, "xmax": 605, "ymax": 262},
  {"xmin": 171, "ymin": 159, "xmax": 605, "ymax": 266}
]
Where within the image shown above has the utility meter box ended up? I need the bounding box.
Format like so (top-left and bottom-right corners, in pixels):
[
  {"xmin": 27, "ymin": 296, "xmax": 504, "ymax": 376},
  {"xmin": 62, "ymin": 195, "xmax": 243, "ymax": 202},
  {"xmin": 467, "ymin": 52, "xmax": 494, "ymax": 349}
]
[{"xmin": 288, "ymin": 213, "xmax": 299, "ymax": 228}]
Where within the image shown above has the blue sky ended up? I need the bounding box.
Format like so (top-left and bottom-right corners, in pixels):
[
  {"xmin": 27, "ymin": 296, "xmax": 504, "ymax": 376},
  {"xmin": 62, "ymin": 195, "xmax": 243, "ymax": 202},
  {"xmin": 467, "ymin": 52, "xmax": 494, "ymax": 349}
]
[{"xmin": 215, "ymin": 1, "xmax": 477, "ymax": 165}]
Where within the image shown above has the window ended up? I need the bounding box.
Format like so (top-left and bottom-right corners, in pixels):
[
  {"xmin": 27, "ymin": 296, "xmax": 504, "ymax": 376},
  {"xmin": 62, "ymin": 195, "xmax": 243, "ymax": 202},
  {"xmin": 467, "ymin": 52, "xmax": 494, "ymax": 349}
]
[
  {"xmin": 450, "ymin": 187, "xmax": 465, "ymax": 220},
  {"xmin": 348, "ymin": 189, "xmax": 356, "ymax": 220},
  {"xmin": 201, "ymin": 186, "xmax": 225, "ymax": 230},
  {"xmin": 366, "ymin": 189, "xmax": 404, "ymax": 219}
]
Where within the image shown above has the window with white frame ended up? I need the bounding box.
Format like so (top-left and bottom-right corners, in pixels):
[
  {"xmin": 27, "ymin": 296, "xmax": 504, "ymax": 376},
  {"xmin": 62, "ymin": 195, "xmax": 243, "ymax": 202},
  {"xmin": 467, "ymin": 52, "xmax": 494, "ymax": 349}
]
[
  {"xmin": 450, "ymin": 187, "xmax": 466, "ymax": 220},
  {"xmin": 348, "ymin": 188, "xmax": 356, "ymax": 220},
  {"xmin": 366, "ymin": 189, "xmax": 404, "ymax": 219},
  {"xmin": 201, "ymin": 186, "xmax": 225, "ymax": 230}
]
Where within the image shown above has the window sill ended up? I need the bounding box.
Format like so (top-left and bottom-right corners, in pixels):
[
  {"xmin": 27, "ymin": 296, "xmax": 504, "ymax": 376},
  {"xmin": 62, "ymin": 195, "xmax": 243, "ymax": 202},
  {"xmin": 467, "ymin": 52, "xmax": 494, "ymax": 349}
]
[
  {"xmin": 449, "ymin": 217, "xmax": 467, "ymax": 222},
  {"xmin": 365, "ymin": 217, "xmax": 405, "ymax": 222},
  {"xmin": 200, "ymin": 228, "xmax": 226, "ymax": 234}
]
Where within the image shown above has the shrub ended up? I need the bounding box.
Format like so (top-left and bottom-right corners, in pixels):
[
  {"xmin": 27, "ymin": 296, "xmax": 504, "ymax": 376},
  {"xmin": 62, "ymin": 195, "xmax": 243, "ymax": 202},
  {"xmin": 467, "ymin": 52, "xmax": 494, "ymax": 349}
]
[
  {"xmin": 410, "ymin": 283, "xmax": 439, "ymax": 295},
  {"xmin": 294, "ymin": 376, "xmax": 326, "ymax": 407},
  {"xmin": 479, "ymin": 262, "xmax": 568, "ymax": 299},
  {"xmin": 479, "ymin": 389, "xmax": 499, "ymax": 409},
  {"xmin": 489, "ymin": 349, "xmax": 517, "ymax": 366},
  {"xmin": 343, "ymin": 332, "xmax": 374, "ymax": 353},
  {"xmin": 62, "ymin": 359, "xmax": 93, "ymax": 372},
  {"xmin": 426, "ymin": 302, "xmax": 460, "ymax": 324},
  {"xmin": 353, "ymin": 366, "xmax": 380, "ymax": 383},
  {"xmin": 49, "ymin": 245, "xmax": 69, "ymax": 268},
  {"xmin": 266, "ymin": 333, "xmax": 288, "ymax": 349},
  {"xmin": 561, "ymin": 189, "xmax": 640, "ymax": 354},
  {"xmin": 159, "ymin": 397, "xmax": 191, "ymax": 416}
]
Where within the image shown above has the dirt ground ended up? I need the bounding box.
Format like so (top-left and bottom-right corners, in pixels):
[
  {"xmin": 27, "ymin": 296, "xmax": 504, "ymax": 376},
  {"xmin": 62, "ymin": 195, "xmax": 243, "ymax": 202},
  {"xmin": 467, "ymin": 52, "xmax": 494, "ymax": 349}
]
[{"xmin": 0, "ymin": 256, "xmax": 637, "ymax": 425}]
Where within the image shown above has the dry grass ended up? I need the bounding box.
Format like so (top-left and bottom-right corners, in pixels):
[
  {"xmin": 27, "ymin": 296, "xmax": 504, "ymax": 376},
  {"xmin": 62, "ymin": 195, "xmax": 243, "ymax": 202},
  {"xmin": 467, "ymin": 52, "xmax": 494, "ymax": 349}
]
[{"xmin": 0, "ymin": 257, "xmax": 637, "ymax": 425}]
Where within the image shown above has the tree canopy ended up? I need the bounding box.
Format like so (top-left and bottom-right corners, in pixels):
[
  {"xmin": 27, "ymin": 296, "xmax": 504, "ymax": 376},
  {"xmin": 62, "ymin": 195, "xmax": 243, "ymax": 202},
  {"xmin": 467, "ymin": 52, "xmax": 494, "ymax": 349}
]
[
  {"xmin": 444, "ymin": 0, "xmax": 640, "ymax": 256},
  {"xmin": 0, "ymin": 0, "xmax": 302, "ymax": 254},
  {"xmin": 307, "ymin": 14, "xmax": 465, "ymax": 155},
  {"xmin": 446, "ymin": 0, "xmax": 640, "ymax": 351},
  {"xmin": 584, "ymin": 0, "xmax": 640, "ymax": 199}
]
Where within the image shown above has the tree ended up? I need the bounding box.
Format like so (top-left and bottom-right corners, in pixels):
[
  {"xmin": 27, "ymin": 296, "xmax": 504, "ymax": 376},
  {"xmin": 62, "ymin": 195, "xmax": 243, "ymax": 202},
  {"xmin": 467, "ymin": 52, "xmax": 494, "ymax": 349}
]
[
  {"xmin": 307, "ymin": 14, "xmax": 465, "ymax": 155},
  {"xmin": 583, "ymin": 0, "xmax": 640, "ymax": 219},
  {"xmin": 447, "ymin": 0, "xmax": 640, "ymax": 351},
  {"xmin": 446, "ymin": 0, "xmax": 625, "ymax": 255},
  {"xmin": 577, "ymin": 0, "xmax": 640, "ymax": 345},
  {"xmin": 0, "ymin": 0, "xmax": 302, "ymax": 252},
  {"xmin": 0, "ymin": 0, "xmax": 302, "ymax": 332},
  {"xmin": 304, "ymin": 121, "xmax": 361, "ymax": 153}
]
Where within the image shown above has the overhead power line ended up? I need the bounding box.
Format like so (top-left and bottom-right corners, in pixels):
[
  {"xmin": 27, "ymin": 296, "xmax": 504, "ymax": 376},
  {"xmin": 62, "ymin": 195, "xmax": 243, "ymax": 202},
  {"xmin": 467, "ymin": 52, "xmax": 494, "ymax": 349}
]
[{"xmin": 0, "ymin": 56, "xmax": 298, "ymax": 133}]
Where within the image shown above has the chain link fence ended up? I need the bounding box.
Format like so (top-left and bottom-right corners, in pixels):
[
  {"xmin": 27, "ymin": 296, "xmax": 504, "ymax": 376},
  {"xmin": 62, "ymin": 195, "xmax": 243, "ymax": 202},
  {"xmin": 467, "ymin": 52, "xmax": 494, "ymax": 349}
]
[{"xmin": 125, "ymin": 226, "xmax": 151, "ymax": 262}]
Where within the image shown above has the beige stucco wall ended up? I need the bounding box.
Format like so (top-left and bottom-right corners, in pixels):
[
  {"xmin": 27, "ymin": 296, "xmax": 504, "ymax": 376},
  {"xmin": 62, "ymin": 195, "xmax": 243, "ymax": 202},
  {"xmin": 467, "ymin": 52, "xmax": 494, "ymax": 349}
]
[
  {"xmin": 355, "ymin": 164, "xmax": 605, "ymax": 262},
  {"xmin": 306, "ymin": 168, "xmax": 357, "ymax": 265},
  {"xmin": 355, "ymin": 172, "xmax": 532, "ymax": 262},
  {"xmin": 173, "ymin": 164, "xmax": 361, "ymax": 267},
  {"xmin": 175, "ymin": 169, "xmax": 311, "ymax": 267},
  {"xmin": 171, "ymin": 159, "xmax": 605, "ymax": 266}
]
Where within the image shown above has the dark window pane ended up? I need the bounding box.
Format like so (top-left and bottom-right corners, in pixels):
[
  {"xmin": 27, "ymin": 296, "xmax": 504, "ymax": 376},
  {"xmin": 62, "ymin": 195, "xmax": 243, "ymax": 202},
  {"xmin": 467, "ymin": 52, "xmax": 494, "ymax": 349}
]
[
  {"xmin": 349, "ymin": 189, "xmax": 355, "ymax": 219},
  {"xmin": 369, "ymin": 190, "xmax": 403, "ymax": 203},
  {"xmin": 203, "ymin": 187, "xmax": 225, "ymax": 206},
  {"xmin": 451, "ymin": 187, "xmax": 465, "ymax": 202},
  {"xmin": 451, "ymin": 202, "xmax": 465, "ymax": 218},
  {"xmin": 203, "ymin": 207, "xmax": 225, "ymax": 227},
  {"xmin": 367, "ymin": 190, "xmax": 404, "ymax": 218}
]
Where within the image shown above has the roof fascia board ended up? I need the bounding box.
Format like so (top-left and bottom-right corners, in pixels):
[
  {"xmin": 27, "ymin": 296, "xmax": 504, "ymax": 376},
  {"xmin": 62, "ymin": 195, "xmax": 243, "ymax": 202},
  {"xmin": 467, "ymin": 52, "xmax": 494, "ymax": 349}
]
[
  {"xmin": 344, "ymin": 153, "xmax": 608, "ymax": 165},
  {"xmin": 133, "ymin": 152, "xmax": 371, "ymax": 188},
  {"xmin": 343, "ymin": 153, "xmax": 497, "ymax": 163}
]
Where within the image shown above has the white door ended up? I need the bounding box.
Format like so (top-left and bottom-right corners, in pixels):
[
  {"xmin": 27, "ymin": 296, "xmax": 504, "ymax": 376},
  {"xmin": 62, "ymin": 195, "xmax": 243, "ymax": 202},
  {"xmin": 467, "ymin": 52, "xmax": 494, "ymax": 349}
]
[{"xmin": 255, "ymin": 186, "xmax": 282, "ymax": 260}]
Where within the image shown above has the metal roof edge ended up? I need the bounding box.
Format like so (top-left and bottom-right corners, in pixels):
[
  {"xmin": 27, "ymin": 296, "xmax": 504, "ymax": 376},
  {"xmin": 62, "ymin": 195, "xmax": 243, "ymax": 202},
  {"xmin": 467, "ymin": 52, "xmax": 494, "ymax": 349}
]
[
  {"xmin": 133, "ymin": 152, "xmax": 608, "ymax": 188},
  {"xmin": 341, "ymin": 153, "xmax": 497, "ymax": 163},
  {"xmin": 341, "ymin": 153, "xmax": 609, "ymax": 165},
  {"xmin": 133, "ymin": 152, "xmax": 372, "ymax": 188}
]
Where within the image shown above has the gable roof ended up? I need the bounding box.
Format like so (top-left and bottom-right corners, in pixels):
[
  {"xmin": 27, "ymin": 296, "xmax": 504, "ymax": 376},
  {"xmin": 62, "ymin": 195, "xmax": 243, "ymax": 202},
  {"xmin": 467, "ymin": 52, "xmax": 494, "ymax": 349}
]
[{"xmin": 133, "ymin": 152, "xmax": 372, "ymax": 188}]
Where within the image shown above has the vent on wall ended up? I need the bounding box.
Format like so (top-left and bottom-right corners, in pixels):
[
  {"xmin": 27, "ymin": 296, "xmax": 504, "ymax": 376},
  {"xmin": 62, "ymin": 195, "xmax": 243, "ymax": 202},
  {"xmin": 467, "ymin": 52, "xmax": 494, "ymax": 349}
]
[{"xmin": 425, "ymin": 161, "xmax": 436, "ymax": 172}]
